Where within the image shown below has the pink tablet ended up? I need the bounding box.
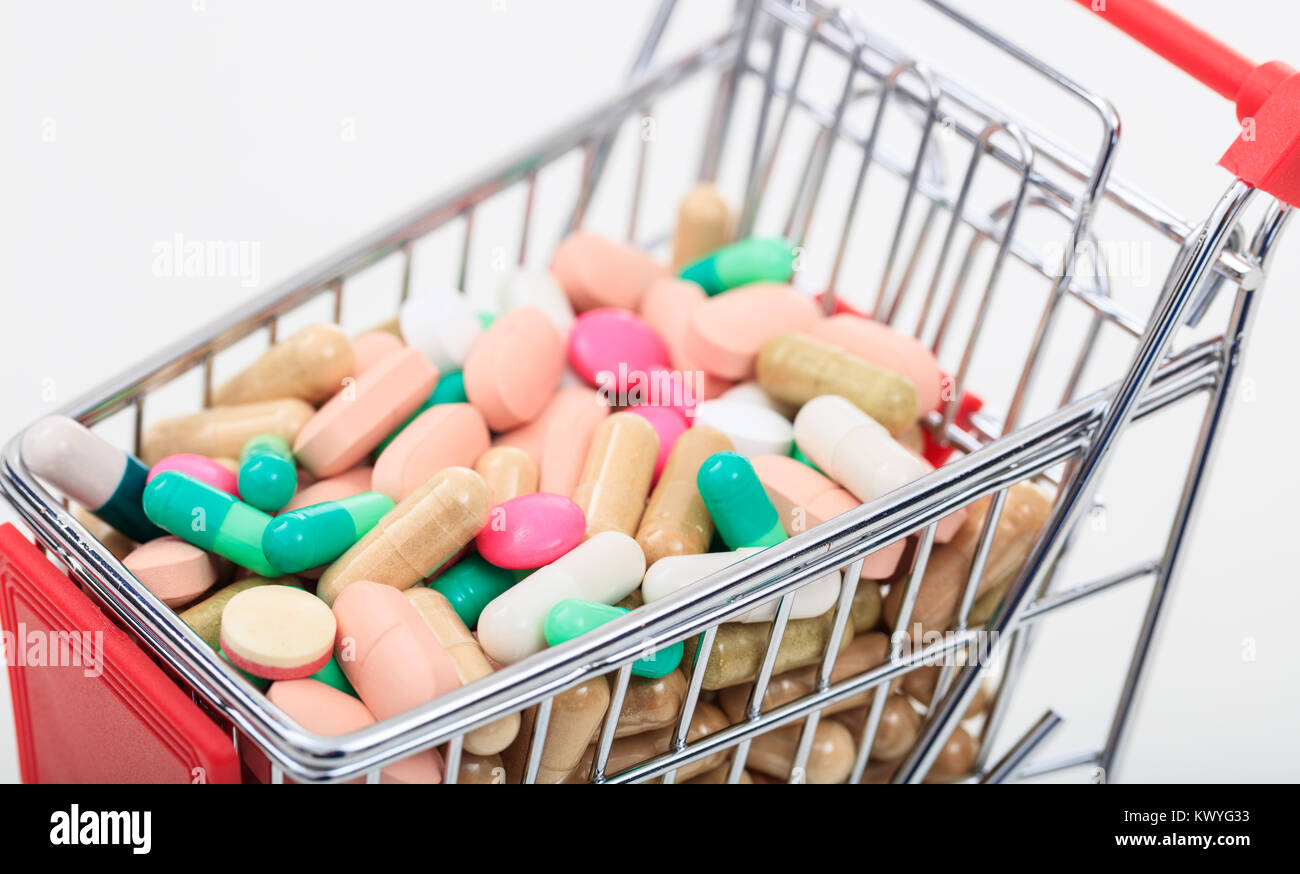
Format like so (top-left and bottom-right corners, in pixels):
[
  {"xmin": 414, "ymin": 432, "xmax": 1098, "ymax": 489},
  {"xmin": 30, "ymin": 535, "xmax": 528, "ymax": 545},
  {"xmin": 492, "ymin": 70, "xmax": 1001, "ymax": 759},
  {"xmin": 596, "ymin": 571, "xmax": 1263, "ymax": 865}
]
[
  {"xmin": 462, "ymin": 307, "xmax": 565, "ymax": 431},
  {"xmin": 350, "ymin": 331, "xmax": 406, "ymax": 376},
  {"xmin": 294, "ymin": 347, "xmax": 438, "ymax": 477},
  {"xmin": 147, "ymin": 453, "xmax": 239, "ymax": 498},
  {"xmin": 568, "ymin": 308, "xmax": 671, "ymax": 392},
  {"xmin": 372, "ymin": 404, "xmax": 490, "ymax": 502},
  {"xmin": 495, "ymin": 388, "xmax": 610, "ymax": 497},
  {"xmin": 551, "ymin": 231, "xmax": 669, "ymax": 312},
  {"xmin": 808, "ymin": 314, "xmax": 943, "ymax": 414},
  {"xmin": 123, "ymin": 536, "xmax": 218, "ymax": 608},
  {"xmin": 282, "ymin": 466, "xmax": 375, "ymax": 513},
  {"xmin": 685, "ymin": 283, "xmax": 822, "ymax": 380}
]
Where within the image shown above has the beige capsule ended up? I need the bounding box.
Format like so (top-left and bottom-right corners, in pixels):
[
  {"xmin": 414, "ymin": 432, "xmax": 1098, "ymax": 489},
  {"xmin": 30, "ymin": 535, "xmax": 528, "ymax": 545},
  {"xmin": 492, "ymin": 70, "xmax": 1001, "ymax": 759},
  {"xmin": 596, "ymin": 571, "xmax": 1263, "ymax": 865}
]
[
  {"xmin": 178, "ymin": 576, "xmax": 286, "ymax": 649},
  {"xmin": 473, "ymin": 445, "xmax": 538, "ymax": 504},
  {"xmin": 571, "ymin": 412, "xmax": 658, "ymax": 540},
  {"xmin": 756, "ymin": 333, "xmax": 919, "ymax": 436},
  {"xmin": 671, "ymin": 182, "xmax": 734, "ymax": 270},
  {"xmin": 681, "ymin": 608, "xmax": 855, "ymax": 691},
  {"xmin": 565, "ymin": 701, "xmax": 729, "ymax": 783},
  {"xmin": 635, "ymin": 426, "xmax": 733, "ymax": 566},
  {"xmin": 141, "ymin": 399, "xmax": 315, "ymax": 466},
  {"xmin": 316, "ymin": 467, "xmax": 490, "ymax": 605},
  {"xmin": 213, "ymin": 324, "xmax": 355, "ymax": 406},
  {"xmin": 616, "ymin": 669, "xmax": 688, "ymax": 738},
  {"xmin": 500, "ymin": 676, "xmax": 610, "ymax": 784},
  {"xmin": 456, "ymin": 753, "xmax": 506, "ymax": 785},
  {"xmin": 403, "ymin": 587, "xmax": 520, "ymax": 755},
  {"xmin": 745, "ymin": 719, "xmax": 856, "ymax": 784},
  {"xmin": 718, "ymin": 632, "xmax": 891, "ymax": 722}
]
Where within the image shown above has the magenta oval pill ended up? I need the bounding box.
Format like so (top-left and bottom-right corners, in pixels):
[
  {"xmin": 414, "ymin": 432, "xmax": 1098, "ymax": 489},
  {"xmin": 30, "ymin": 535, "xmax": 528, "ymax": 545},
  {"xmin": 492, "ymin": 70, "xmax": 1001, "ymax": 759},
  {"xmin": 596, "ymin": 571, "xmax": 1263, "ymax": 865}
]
[
  {"xmin": 476, "ymin": 492, "xmax": 585, "ymax": 570},
  {"xmin": 148, "ymin": 453, "xmax": 239, "ymax": 497},
  {"xmin": 568, "ymin": 308, "xmax": 671, "ymax": 395},
  {"xmin": 627, "ymin": 405, "xmax": 688, "ymax": 482}
]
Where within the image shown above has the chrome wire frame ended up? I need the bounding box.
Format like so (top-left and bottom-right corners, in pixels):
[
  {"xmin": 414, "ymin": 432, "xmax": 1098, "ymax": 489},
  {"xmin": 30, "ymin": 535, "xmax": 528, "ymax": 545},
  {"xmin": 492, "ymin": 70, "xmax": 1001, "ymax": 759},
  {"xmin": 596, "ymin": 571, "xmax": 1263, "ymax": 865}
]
[{"xmin": 0, "ymin": 0, "xmax": 1289, "ymax": 784}]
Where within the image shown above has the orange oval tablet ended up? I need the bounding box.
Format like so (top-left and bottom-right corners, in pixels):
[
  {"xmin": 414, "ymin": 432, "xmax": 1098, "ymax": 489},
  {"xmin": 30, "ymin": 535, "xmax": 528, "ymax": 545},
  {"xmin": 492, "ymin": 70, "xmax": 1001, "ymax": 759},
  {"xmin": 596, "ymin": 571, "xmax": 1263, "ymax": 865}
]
[
  {"xmin": 462, "ymin": 307, "xmax": 565, "ymax": 432},
  {"xmin": 808, "ymin": 314, "xmax": 943, "ymax": 414},
  {"xmin": 332, "ymin": 579, "xmax": 461, "ymax": 721},
  {"xmin": 123, "ymin": 536, "xmax": 217, "ymax": 608},
  {"xmin": 282, "ymin": 466, "xmax": 375, "ymax": 513},
  {"xmin": 350, "ymin": 330, "xmax": 406, "ymax": 376},
  {"xmin": 372, "ymin": 404, "xmax": 490, "ymax": 502},
  {"xmin": 495, "ymin": 388, "xmax": 610, "ymax": 497},
  {"xmin": 551, "ymin": 231, "xmax": 669, "ymax": 312},
  {"xmin": 294, "ymin": 347, "xmax": 438, "ymax": 477},
  {"xmin": 685, "ymin": 283, "xmax": 821, "ymax": 380}
]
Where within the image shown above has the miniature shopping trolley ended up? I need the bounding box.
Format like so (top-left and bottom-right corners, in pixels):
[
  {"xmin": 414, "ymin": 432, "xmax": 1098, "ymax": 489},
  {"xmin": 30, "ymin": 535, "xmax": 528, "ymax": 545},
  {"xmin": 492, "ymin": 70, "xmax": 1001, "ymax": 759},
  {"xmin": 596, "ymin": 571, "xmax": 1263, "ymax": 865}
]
[{"xmin": 1, "ymin": 0, "xmax": 1293, "ymax": 784}]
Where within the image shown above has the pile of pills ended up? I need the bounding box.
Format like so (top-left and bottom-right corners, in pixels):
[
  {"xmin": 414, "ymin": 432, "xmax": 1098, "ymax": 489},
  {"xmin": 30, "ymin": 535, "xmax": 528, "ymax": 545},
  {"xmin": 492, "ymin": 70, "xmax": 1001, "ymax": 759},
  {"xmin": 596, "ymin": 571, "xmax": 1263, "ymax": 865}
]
[{"xmin": 20, "ymin": 183, "xmax": 1052, "ymax": 784}]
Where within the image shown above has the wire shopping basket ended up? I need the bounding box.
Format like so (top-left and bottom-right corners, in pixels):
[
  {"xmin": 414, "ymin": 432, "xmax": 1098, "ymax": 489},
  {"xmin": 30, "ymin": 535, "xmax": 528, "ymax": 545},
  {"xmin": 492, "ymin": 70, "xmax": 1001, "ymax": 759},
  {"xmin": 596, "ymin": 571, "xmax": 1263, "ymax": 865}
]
[{"xmin": 1, "ymin": 0, "xmax": 1293, "ymax": 784}]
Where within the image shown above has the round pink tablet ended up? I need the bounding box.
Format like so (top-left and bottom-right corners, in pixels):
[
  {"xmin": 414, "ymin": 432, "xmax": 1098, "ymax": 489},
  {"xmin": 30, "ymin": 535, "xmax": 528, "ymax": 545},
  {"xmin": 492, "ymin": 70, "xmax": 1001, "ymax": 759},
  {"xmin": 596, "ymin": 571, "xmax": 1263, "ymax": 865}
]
[
  {"xmin": 551, "ymin": 231, "xmax": 669, "ymax": 312},
  {"xmin": 220, "ymin": 586, "xmax": 337, "ymax": 680},
  {"xmin": 267, "ymin": 679, "xmax": 443, "ymax": 784},
  {"xmin": 123, "ymin": 536, "xmax": 218, "ymax": 608},
  {"xmin": 808, "ymin": 314, "xmax": 943, "ymax": 414},
  {"xmin": 495, "ymin": 388, "xmax": 610, "ymax": 497},
  {"xmin": 281, "ymin": 466, "xmax": 375, "ymax": 513},
  {"xmin": 148, "ymin": 453, "xmax": 239, "ymax": 497},
  {"xmin": 462, "ymin": 307, "xmax": 565, "ymax": 432},
  {"xmin": 294, "ymin": 347, "xmax": 438, "ymax": 477},
  {"xmin": 568, "ymin": 307, "xmax": 671, "ymax": 394},
  {"xmin": 686, "ymin": 283, "xmax": 822, "ymax": 380},
  {"xmin": 331, "ymin": 580, "xmax": 461, "ymax": 721},
  {"xmin": 476, "ymin": 492, "xmax": 585, "ymax": 570},
  {"xmin": 351, "ymin": 331, "xmax": 406, "ymax": 376},
  {"xmin": 626, "ymin": 405, "xmax": 688, "ymax": 481},
  {"xmin": 372, "ymin": 404, "xmax": 490, "ymax": 501}
]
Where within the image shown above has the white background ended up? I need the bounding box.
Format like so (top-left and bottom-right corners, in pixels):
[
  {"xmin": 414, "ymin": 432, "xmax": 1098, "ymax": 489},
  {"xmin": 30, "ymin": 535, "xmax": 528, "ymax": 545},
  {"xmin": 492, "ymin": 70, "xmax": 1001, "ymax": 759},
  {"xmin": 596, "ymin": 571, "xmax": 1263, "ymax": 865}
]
[{"xmin": 1, "ymin": 0, "xmax": 1297, "ymax": 784}]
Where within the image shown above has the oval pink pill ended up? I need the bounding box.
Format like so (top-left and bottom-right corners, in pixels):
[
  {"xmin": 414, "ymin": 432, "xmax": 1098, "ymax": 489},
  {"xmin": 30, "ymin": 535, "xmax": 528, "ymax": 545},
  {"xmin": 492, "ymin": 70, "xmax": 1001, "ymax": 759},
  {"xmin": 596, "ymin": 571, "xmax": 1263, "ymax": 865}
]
[
  {"xmin": 568, "ymin": 308, "xmax": 670, "ymax": 395},
  {"xmin": 148, "ymin": 453, "xmax": 239, "ymax": 497},
  {"xmin": 476, "ymin": 492, "xmax": 585, "ymax": 570},
  {"xmin": 627, "ymin": 405, "xmax": 687, "ymax": 481}
]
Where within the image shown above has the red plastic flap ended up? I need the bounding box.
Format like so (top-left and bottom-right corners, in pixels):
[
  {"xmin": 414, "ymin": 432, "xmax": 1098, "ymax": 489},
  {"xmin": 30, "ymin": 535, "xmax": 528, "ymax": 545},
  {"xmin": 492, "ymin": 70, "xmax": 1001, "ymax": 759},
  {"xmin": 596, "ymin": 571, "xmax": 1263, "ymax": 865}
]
[{"xmin": 0, "ymin": 523, "xmax": 239, "ymax": 784}]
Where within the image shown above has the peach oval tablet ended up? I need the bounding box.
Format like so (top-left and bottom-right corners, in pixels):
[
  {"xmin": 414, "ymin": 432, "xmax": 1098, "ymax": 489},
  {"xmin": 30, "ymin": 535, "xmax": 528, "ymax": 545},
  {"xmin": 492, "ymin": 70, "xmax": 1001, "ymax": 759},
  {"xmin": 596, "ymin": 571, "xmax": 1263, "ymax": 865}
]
[
  {"xmin": 267, "ymin": 678, "xmax": 444, "ymax": 784},
  {"xmin": 350, "ymin": 331, "xmax": 405, "ymax": 376},
  {"xmin": 495, "ymin": 388, "xmax": 610, "ymax": 497},
  {"xmin": 332, "ymin": 579, "xmax": 461, "ymax": 720},
  {"xmin": 809, "ymin": 314, "xmax": 943, "ymax": 414},
  {"xmin": 123, "ymin": 535, "xmax": 218, "ymax": 608},
  {"xmin": 294, "ymin": 346, "xmax": 439, "ymax": 477},
  {"xmin": 685, "ymin": 283, "xmax": 821, "ymax": 380},
  {"xmin": 551, "ymin": 231, "xmax": 669, "ymax": 312},
  {"xmin": 462, "ymin": 307, "xmax": 565, "ymax": 431},
  {"xmin": 372, "ymin": 403, "xmax": 490, "ymax": 502},
  {"xmin": 220, "ymin": 585, "xmax": 337, "ymax": 680},
  {"xmin": 282, "ymin": 466, "xmax": 375, "ymax": 513}
]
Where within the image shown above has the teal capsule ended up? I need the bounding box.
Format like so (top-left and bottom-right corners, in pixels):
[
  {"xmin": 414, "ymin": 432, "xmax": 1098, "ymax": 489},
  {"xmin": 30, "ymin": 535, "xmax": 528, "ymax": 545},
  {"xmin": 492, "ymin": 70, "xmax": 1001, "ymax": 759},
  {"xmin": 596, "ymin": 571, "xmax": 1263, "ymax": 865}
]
[
  {"xmin": 697, "ymin": 451, "xmax": 787, "ymax": 549},
  {"xmin": 678, "ymin": 237, "xmax": 795, "ymax": 296},
  {"xmin": 309, "ymin": 656, "xmax": 357, "ymax": 697},
  {"xmin": 143, "ymin": 471, "xmax": 279, "ymax": 576},
  {"xmin": 544, "ymin": 599, "xmax": 682, "ymax": 678},
  {"xmin": 219, "ymin": 648, "xmax": 270, "ymax": 691},
  {"xmin": 430, "ymin": 554, "xmax": 517, "ymax": 629},
  {"xmin": 476, "ymin": 311, "xmax": 496, "ymax": 330},
  {"xmin": 238, "ymin": 434, "xmax": 298, "ymax": 513},
  {"xmin": 790, "ymin": 442, "xmax": 823, "ymax": 474},
  {"xmin": 373, "ymin": 372, "xmax": 469, "ymax": 456},
  {"xmin": 262, "ymin": 491, "xmax": 394, "ymax": 574}
]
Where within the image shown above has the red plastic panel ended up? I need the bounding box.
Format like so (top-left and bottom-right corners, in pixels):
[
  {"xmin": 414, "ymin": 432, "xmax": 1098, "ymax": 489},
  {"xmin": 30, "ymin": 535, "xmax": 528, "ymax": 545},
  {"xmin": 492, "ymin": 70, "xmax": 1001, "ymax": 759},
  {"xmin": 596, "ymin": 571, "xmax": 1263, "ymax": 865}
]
[{"xmin": 0, "ymin": 523, "xmax": 239, "ymax": 784}]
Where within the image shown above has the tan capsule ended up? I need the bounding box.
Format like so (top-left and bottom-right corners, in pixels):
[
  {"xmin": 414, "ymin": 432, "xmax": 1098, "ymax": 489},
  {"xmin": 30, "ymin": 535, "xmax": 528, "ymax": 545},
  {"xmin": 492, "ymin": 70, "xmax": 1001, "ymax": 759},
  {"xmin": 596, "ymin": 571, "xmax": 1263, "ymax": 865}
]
[
  {"xmin": 316, "ymin": 467, "xmax": 490, "ymax": 605},
  {"xmin": 900, "ymin": 662, "xmax": 990, "ymax": 721},
  {"xmin": 923, "ymin": 723, "xmax": 977, "ymax": 783},
  {"xmin": 834, "ymin": 695, "xmax": 921, "ymax": 763},
  {"xmin": 213, "ymin": 324, "xmax": 355, "ymax": 406},
  {"xmin": 756, "ymin": 333, "xmax": 919, "ymax": 436},
  {"xmin": 474, "ymin": 445, "xmax": 538, "ymax": 504},
  {"xmin": 565, "ymin": 701, "xmax": 729, "ymax": 783},
  {"xmin": 883, "ymin": 481, "xmax": 1053, "ymax": 636},
  {"xmin": 719, "ymin": 632, "xmax": 890, "ymax": 722},
  {"xmin": 685, "ymin": 763, "xmax": 754, "ymax": 784},
  {"xmin": 403, "ymin": 587, "xmax": 520, "ymax": 755},
  {"xmin": 672, "ymin": 182, "xmax": 734, "ymax": 270},
  {"xmin": 746, "ymin": 719, "xmax": 856, "ymax": 784},
  {"xmin": 851, "ymin": 579, "xmax": 884, "ymax": 633},
  {"xmin": 456, "ymin": 752, "xmax": 506, "ymax": 785},
  {"xmin": 141, "ymin": 399, "xmax": 315, "ymax": 466},
  {"xmin": 178, "ymin": 577, "xmax": 285, "ymax": 649},
  {"xmin": 571, "ymin": 412, "xmax": 658, "ymax": 540},
  {"xmin": 616, "ymin": 669, "xmax": 688, "ymax": 738},
  {"xmin": 681, "ymin": 608, "xmax": 854, "ymax": 691},
  {"xmin": 635, "ymin": 426, "xmax": 733, "ymax": 566},
  {"xmin": 500, "ymin": 676, "xmax": 610, "ymax": 783}
]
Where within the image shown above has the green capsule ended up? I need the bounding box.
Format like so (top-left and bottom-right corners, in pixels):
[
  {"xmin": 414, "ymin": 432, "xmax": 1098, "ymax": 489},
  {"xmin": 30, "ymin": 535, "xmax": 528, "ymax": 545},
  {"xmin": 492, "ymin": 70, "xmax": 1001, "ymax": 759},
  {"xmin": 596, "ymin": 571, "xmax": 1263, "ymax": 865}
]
[
  {"xmin": 790, "ymin": 441, "xmax": 823, "ymax": 474},
  {"xmin": 697, "ymin": 451, "xmax": 787, "ymax": 549},
  {"xmin": 309, "ymin": 656, "xmax": 357, "ymax": 697},
  {"xmin": 143, "ymin": 471, "xmax": 279, "ymax": 576},
  {"xmin": 544, "ymin": 599, "xmax": 682, "ymax": 678},
  {"xmin": 262, "ymin": 491, "xmax": 394, "ymax": 574},
  {"xmin": 219, "ymin": 648, "xmax": 270, "ymax": 691},
  {"xmin": 430, "ymin": 553, "xmax": 516, "ymax": 629},
  {"xmin": 476, "ymin": 311, "xmax": 497, "ymax": 330},
  {"xmin": 678, "ymin": 237, "xmax": 795, "ymax": 296},
  {"xmin": 238, "ymin": 434, "xmax": 298, "ymax": 513}
]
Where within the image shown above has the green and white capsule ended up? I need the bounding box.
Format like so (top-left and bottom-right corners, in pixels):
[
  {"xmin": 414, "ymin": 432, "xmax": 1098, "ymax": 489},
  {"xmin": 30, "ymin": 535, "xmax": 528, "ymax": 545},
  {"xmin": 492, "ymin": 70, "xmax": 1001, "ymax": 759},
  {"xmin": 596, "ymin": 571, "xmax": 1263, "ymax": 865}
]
[
  {"xmin": 21, "ymin": 415, "xmax": 164, "ymax": 543},
  {"xmin": 237, "ymin": 434, "xmax": 298, "ymax": 513},
  {"xmin": 678, "ymin": 237, "xmax": 795, "ymax": 296},
  {"xmin": 261, "ymin": 491, "xmax": 395, "ymax": 574},
  {"xmin": 544, "ymin": 598, "xmax": 682, "ymax": 678},
  {"xmin": 143, "ymin": 470, "xmax": 278, "ymax": 576}
]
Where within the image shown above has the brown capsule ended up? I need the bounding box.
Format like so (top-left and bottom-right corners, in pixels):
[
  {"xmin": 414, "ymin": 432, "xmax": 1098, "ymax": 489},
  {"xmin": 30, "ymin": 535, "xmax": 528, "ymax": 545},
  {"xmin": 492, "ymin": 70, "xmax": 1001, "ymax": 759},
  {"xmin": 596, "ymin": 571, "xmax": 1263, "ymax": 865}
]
[
  {"xmin": 456, "ymin": 753, "xmax": 506, "ymax": 785},
  {"xmin": 565, "ymin": 701, "xmax": 729, "ymax": 783},
  {"xmin": 141, "ymin": 399, "xmax": 315, "ymax": 466},
  {"xmin": 178, "ymin": 577, "xmax": 285, "ymax": 649},
  {"xmin": 923, "ymin": 723, "xmax": 977, "ymax": 783},
  {"xmin": 474, "ymin": 445, "xmax": 538, "ymax": 504},
  {"xmin": 500, "ymin": 676, "xmax": 610, "ymax": 784},
  {"xmin": 616, "ymin": 670, "xmax": 687, "ymax": 738},
  {"xmin": 681, "ymin": 608, "xmax": 854, "ymax": 691},
  {"xmin": 900, "ymin": 662, "xmax": 990, "ymax": 721},
  {"xmin": 833, "ymin": 694, "xmax": 922, "ymax": 763},
  {"xmin": 685, "ymin": 763, "xmax": 754, "ymax": 784},
  {"xmin": 635, "ymin": 426, "xmax": 733, "ymax": 566},
  {"xmin": 316, "ymin": 467, "xmax": 490, "ymax": 605},
  {"xmin": 571, "ymin": 412, "xmax": 658, "ymax": 540},
  {"xmin": 671, "ymin": 183, "xmax": 734, "ymax": 270},
  {"xmin": 756, "ymin": 333, "xmax": 919, "ymax": 436},
  {"xmin": 213, "ymin": 324, "xmax": 355, "ymax": 406},
  {"xmin": 746, "ymin": 719, "xmax": 856, "ymax": 784}
]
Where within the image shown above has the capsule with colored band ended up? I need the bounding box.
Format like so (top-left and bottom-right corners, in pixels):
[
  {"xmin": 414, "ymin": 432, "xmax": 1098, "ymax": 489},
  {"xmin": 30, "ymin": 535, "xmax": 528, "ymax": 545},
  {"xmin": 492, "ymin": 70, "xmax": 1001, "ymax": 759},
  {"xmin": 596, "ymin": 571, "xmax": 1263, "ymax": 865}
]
[
  {"xmin": 678, "ymin": 237, "xmax": 795, "ymax": 296},
  {"xmin": 430, "ymin": 553, "xmax": 517, "ymax": 629},
  {"xmin": 261, "ymin": 491, "xmax": 395, "ymax": 574},
  {"xmin": 237, "ymin": 434, "xmax": 298, "ymax": 512},
  {"xmin": 544, "ymin": 598, "xmax": 682, "ymax": 678},
  {"xmin": 21, "ymin": 415, "xmax": 165, "ymax": 544},
  {"xmin": 697, "ymin": 451, "xmax": 787, "ymax": 549},
  {"xmin": 142, "ymin": 470, "xmax": 279, "ymax": 576}
]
